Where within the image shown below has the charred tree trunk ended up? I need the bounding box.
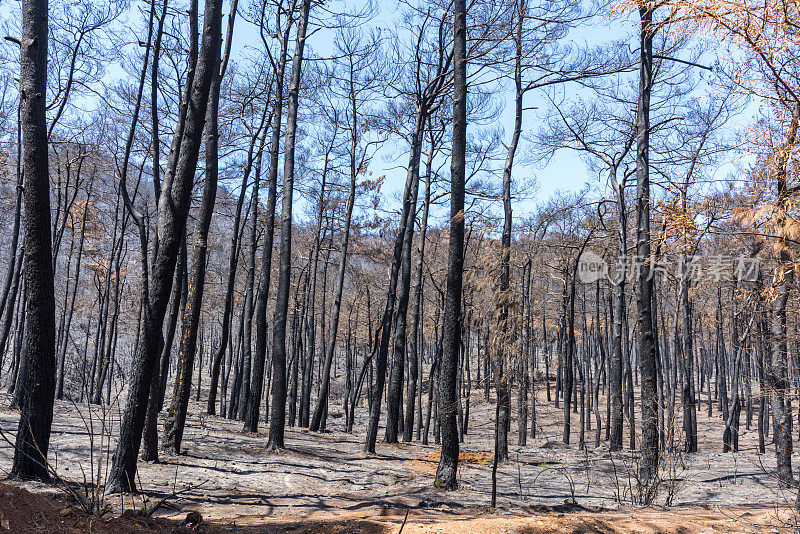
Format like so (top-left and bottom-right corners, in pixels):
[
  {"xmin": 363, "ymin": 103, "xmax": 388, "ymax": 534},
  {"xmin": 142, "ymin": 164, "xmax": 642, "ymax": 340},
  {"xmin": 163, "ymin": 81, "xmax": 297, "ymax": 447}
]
[
  {"xmin": 364, "ymin": 112, "xmax": 425, "ymax": 453},
  {"xmin": 207, "ymin": 86, "xmax": 271, "ymax": 418},
  {"xmin": 767, "ymin": 102, "xmax": 799, "ymax": 487},
  {"xmin": 309, "ymin": 131, "xmax": 358, "ymax": 432},
  {"xmin": 105, "ymin": 0, "xmax": 221, "ymax": 493},
  {"xmin": 245, "ymin": 2, "xmax": 291, "ymax": 433},
  {"xmin": 634, "ymin": 2, "xmax": 658, "ymax": 484},
  {"xmin": 496, "ymin": 1, "xmax": 523, "ymax": 458},
  {"xmin": 435, "ymin": 0, "xmax": 466, "ymax": 490},
  {"xmin": 141, "ymin": 243, "xmax": 184, "ymax": 462},
  {"xmin": 385, "ymin": 152, "xmax": 420, "ymax": 443},
  {"xmin": 266, "ymin": 0, "xmax": 311, "ymax": 450},
  {"xmin": 404, "ymin": 141, "xmax": 434, "ymax": 442},
  {"xmin": 11, "ymin": 0, "xmax": 56, "ymax": 482},
  {"xmin": 162, "ymin": 5, "xmax": 235, "ymax": 450},
  {"xmin": 609, "ymin": 162, "xmax": 628, "ymax": 451},
  {"xmin": 56, "ymin": 183, "xmax": 90, "ymax": 399},
  {"xmin": 681, "ymin": 271, "xmax": 697, "ymax": 452}
]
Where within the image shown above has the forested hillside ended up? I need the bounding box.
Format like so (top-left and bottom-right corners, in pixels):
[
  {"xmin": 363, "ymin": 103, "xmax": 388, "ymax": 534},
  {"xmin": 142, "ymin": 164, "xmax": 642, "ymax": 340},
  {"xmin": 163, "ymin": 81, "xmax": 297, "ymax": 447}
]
[{"xmin": 0, "ymin": 0, "xmax": 798, "ymax": 531}]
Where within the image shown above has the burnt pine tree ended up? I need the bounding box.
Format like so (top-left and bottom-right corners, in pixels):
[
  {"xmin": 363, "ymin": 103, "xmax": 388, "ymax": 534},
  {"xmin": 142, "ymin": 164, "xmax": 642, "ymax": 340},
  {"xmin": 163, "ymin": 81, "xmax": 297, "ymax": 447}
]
[
  {"xmin": 544, "ymin": 106, "xmax": 634, "ymax": 451},
  {"xmin": 119, "ymin": 0, "xmax": 188, "ymax": 461},
  {"xmin": 310, "ymin": 26, "xmax": 382, "ymax": 433},
  {"xmin": 206, "ymin": 0, "xmax": 280, "ymax": 417},
  {"xmin": 266, "ymin": 0, "xmax": 311, "ymax": 451},
  {"xmin": 385, "ymin": 144, "xmax": 421, "ymax": 443},
  {"xmin": 363, "ymin": 139, "xmax": 419, "ymax": 452},
  {"xmin": 105, "ymin": 0, "xmax": 222, "ymax": 493},
  {"xmin": 206, "ymin": 98, "xmax": 269, "ymax": 416},
  {"xmin": 495, "ymin": 0, "xmax": 526, "ymax": 461},
  {"xmin": 11, "ymin": 0, "xmax": 57, "ymax": 481},
  {"xmin": 609, "ymin": 148, "xmax": 630, "ymax": 452},
  {"xmin": 769, "ymin": 102, "xmax": 799, "ymax": 487},
  {"xmin": 140, "ymin": 0, "xmax": 179, "ymax": 463},
  {"xmin": 364, "ymin": 5, "xmax": 452, "ymax": 454},
  {"xmin": 406, "ymin": 126, "xmax": 442, "ymax": 442},
  {"xmin": 435, "ymin": 0, "xmax": 466, "ymax": 490},
  {"xmin": 245, "ymin": 0, "xmax": 295, "ymax": 434},
  {"xmin": 162, "ymin": 0, "xmax": 238, "ymax": 455},
  {"xmin": 635, "ymin": 1, "xmax": 659, "ymax": 485}
]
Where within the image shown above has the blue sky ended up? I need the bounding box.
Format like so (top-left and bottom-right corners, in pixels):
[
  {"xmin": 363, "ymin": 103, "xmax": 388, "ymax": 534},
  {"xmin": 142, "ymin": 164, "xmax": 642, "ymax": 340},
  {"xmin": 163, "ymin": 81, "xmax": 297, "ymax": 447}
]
[
  {"xmin": 0, "ymin": 0, "xmax": 742, "ymax": 229},
  {"xmin": 224, "ymin": 0, "xmax": 608, "ymax": 225}
]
